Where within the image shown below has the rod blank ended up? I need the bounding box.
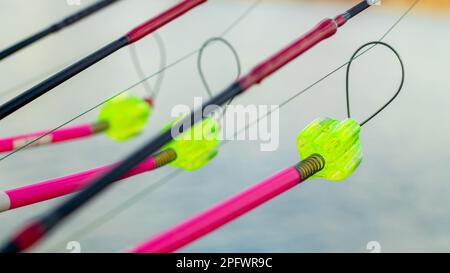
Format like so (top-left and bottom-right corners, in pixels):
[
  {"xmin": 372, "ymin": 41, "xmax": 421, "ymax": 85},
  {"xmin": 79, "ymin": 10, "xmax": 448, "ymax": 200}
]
[{"xmin": 0, "ymin": 0, "xmax": 121, "ymax": 61}]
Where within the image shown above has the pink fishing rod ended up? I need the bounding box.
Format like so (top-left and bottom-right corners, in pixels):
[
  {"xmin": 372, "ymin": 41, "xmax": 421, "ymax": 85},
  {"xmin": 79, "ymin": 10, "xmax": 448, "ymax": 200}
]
[
  {"xmin": 130, "ymin": 154, "xmax": 324, "ymax": 253},
  {"xmin": 0, "ymin": 149, "xmax": 176, "ymax": 213},
  {"xmin": 0, "ymin": 122, "xmax": 107, "ymax": 153},
  {"xmin": 0, "ymin": 97, "xmax": 153, "ymax": 153}
]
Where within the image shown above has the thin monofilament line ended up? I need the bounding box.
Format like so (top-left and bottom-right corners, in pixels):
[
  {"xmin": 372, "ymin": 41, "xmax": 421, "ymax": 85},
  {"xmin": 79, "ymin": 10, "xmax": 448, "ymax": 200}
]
[
  {"xmin": 0, "ymin": 0, "xmax": 122, "ymax": 61},
  {"xmin": 129, "ymin": 32, "xmax": 167, "ymax": 100},
  {"xmin": 197, "ymin": 37, "xmax": 242, "ymax": 98},
  {"xmin": 0, "ymin": 51, "xmax": 92, "ymax": 101},
  {"xmin": 347, "ymin": 41, "xmax": 405, "ymax": 127},
  {"xmin": 0, "ymin": 0, "xmax": 263, "ymax": 164},
  {"xmin": 45, "ymin": 0, "xmax": 420, "ymax": 252},
  {"xmin": 0, "ymin": 28, "xmax": 164, "ymax": 102},
  {"xmin": 129, "ymin": 45, "xmax": 154, "ymax": 97},
  {"xmin": 220, "ymin": 0, "xmax": 263, "ymax": 37},
  {"xmin": 0, "ymin": 32, "xmax": 164, "ymax": 102}
]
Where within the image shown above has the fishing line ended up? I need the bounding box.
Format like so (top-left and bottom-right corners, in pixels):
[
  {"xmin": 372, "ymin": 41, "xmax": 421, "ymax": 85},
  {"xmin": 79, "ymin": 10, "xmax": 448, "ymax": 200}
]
[
  {"xmin": 197, "ymin": 37, "xmax": 241, "ymax": 98},
  {"xmin": 346, "ymin": 41, "xmax": 405, "ymax": 127},
  {"xmin": 0, "ymin": 0, "xmax": 263, "ymax": 164},
  {"xmin": 0, "ymin": 52, "xmax": 92, "ymax": 101},
  {"xmin": 0, "ymin": 32, "xmax": 166, "ymax": 102},
  {"xmin": 129, "ymin": 32, "xmax": 167, "ymax": 100},
  {"xmin": 0, "ymin": 0, "xmax": 122, "ymax": 62},
  {"xmin": 45, "ymin": 1, "xmax": 419, "ymax": 252},
  {"xmin": 244, "ymin": 0, "xmax": 419, "ymax": 131},
  {"xmin": 0, "ymin": 31, "xmax": 159, "ymax": 103},
  {"xmin": 220, "ymin": 0, "xmax": 263, "ymax": 37},
  {"xmin": 197, "ymin": 37, "xmax": 241, "ymax": 120}
]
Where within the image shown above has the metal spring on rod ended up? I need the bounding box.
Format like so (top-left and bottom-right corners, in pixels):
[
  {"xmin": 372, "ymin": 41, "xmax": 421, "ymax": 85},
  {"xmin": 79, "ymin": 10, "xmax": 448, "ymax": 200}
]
[
  {"xmin": 153, "ymin": 148, "xmax": 177, "ymax": 168},
  {"xmin": 295, "ymin": 154, "xmax": 325, "ymax": 180}
]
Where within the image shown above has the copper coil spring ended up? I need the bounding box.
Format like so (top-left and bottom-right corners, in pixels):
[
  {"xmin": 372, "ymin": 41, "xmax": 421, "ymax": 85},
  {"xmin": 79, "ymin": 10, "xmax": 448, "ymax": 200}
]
[
  {"xmin": 295, "ymin": 154, "xmax": 326, "ymax": 180},
  {"xmin": 92, "ymin": 121, "xmax": 110, "ymax": 133},
  {"xmin": 153, "ymin": 148, "xmax": 177, "ymax": 168}
]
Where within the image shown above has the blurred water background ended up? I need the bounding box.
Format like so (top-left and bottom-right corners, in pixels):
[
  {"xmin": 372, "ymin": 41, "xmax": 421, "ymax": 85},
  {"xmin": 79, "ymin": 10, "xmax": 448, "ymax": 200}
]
[{"xmin": 0, "ymin": 0, "xmax": 449, "ymax": 253}]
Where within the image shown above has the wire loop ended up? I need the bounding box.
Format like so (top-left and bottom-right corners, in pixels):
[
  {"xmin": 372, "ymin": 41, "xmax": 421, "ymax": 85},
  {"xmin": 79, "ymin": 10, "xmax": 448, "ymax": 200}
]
[
  {"xmin": 346, "ymin": 41, "xmax": 405, "ymax": 126},
  {"xmin": 197, "ymin": 37, "xmax": 242, "ymax": 98},
  {"xmin": 129, "ymin": 32, "xmax": 167, "ymax": 100}
]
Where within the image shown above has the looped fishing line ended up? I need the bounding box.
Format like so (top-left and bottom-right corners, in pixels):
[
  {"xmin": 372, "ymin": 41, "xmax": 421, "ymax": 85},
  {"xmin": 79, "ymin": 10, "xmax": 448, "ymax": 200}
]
[
  {"xmin": 129, "ymin": 32, "xmax": 167, "ymax": 100},
  {"xmin": 346, "ymin": 41, "xmax": 405, "ymax": 127},
  {"xmin": 197, "ymin": 37, "xmax": 242, "ymax": 99},
  {"xmin": 43, "ymin": 0, "xmax": 421, "ymax": 252},
  {"xmin": 197, "ymin": 37, "xmax": 242, "ymax": 119}
]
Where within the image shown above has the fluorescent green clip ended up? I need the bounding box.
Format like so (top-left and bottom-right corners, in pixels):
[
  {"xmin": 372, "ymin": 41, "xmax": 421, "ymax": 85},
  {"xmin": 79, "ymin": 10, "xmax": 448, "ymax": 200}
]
[
  {"xmin": 296, "ymin": 118, "xmax": 363, "ymax": 181},
  {"xmin": 97, "ymin": 93, "xmax": 152, "ymax": 141},
  {"xmin": 162, "ymin": 117, "xmax": 220, "ymax": 171}
]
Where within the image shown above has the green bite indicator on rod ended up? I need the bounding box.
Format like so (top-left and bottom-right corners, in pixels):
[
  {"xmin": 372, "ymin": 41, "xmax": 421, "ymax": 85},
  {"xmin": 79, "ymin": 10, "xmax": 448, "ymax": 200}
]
[
  {"xmin": 162, "ymin": 117, "xmax": 220, "ymax": 171},
  {"xmin": 97, "ymin": 93, "xmax": 153, "ymax": 141},
  {"xmin": 297, "ymin": 117, "xmax": 363, "ymax": 181}
]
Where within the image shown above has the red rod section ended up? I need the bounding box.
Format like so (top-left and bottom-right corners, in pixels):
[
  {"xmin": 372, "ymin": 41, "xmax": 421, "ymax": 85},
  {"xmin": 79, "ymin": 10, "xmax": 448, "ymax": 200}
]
[
  {"xmin": 126, "ymin": 0, "xmax": 206, "ymax": 43},
  {"xmin": 238, "ymin": 18, "xmax": 342, "ymax": 90}
]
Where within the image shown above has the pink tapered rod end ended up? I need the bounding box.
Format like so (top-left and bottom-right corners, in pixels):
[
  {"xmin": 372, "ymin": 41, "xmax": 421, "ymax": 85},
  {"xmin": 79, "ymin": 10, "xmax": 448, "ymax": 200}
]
[{"xmin": 0, "ymin": 122, "xmax": 104, "ymax": 153}]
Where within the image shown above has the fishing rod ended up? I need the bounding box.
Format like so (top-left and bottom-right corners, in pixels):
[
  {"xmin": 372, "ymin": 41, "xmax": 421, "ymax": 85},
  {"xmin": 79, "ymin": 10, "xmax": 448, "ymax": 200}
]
[
  {"xmin": 0, "ymin": 0, "xmax": 379, "ymax": 253},
  {"xmin": 130, "ymin": 38, "xmax": 406, "ymax": 253},
  {"xmin": 0, "ymin": 36, "xmax": 233, "ymax": 156},
  {"xmin": 0, "ymin": 94, "xmax": 153, "ymax": 153},
  {"xmin": 0, "ymin": 118, "xmax": 220, "ymax": 212},
  {"xmin": 0, "ymin": 0, "xmax": 206, "ymax": 121},
  {"xmin": 0, "ymin": 150, "xmax": 173, "ymax": 213},
  {"xmin": 129, "ymin": 117, "xmax": 362, "ymax": 252},
  {"xmin": 42, "ymin": 0, "xmax": 415, "ymax": 251},
  {"xmin": 0, "ymin": 34, "xmax": 168, "ymax": 154},
  {"xmin": 0, "ymin": 0, "xmax": 122, "ymax": 62}
]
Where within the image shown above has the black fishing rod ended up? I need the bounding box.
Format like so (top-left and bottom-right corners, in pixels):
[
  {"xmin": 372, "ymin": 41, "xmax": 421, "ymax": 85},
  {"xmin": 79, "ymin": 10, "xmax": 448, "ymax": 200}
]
[{"xmin": 0, "ymin": 0, "xmax": 122, "ymax": 62}]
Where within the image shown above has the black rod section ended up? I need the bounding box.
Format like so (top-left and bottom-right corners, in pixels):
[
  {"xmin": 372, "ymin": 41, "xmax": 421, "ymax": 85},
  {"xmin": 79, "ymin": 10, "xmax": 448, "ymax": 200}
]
[
  {"xmin": 345, "ymin": 0, "xmax": 372, "ymax": 19},
  {"xmin": 0, "ymin": 36, "xmax": 128, "ymax": 121},
  {"xmin": 0, "ymin": 0, "xmax": 121, "ymax": 61}
]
